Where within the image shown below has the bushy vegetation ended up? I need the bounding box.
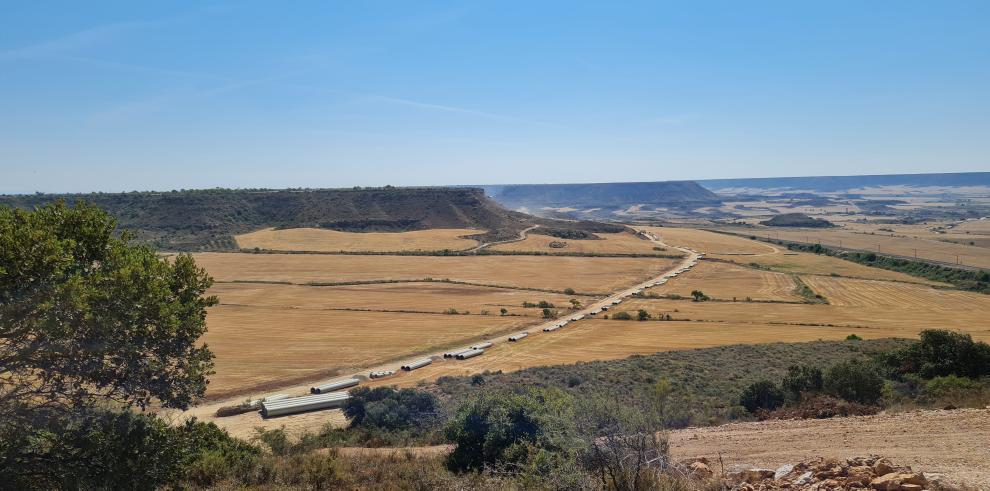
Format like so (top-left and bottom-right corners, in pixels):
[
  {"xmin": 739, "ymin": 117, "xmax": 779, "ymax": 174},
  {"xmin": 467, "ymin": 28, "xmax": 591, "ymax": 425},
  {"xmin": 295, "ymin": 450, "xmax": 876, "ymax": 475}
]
[
  {"xmin": 435, "ymin": 339, "xmax": 907, "ymax": 428},
  {"xmin": 739, "ymin": 381, "xmax": 785, "ymax": 412},
  {"xmin": 824, "ymin": 359, "xmax": 885, "ymax": 405},
  {"xmin": 883, "ymin": 329, "xmax": 990, "ymax": 379}
]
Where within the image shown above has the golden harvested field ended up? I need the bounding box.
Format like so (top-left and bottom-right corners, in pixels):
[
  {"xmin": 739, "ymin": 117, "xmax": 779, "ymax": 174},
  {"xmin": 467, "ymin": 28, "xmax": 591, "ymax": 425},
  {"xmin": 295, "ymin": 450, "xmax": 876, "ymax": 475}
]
[
  {"xmin": 798, "ymin": 275, "xmax": 988, "ymax": 311},
  {"xmin": 637, "ymin": 226, "xmax": 775, "ymax": 255},
  {"xmin": 369, "ymin": 274, "xmax": 990, "ymax": 388},
  {"xmin": 740, "ymin": 227, "xmax": 990, "ymax": 269},
  {"xmin": 194, "ymin": 252, "xmax": 675, "ymax": 293},
  {"xmin": 234, "ymin": 227, "xmax": 480, "ymax": 252},
  {"xmin": 203, "ymin": 306, "xmax": 535, "ymax": 398},
  {"xmin": 645, "ymin": 225, "xmax": 943, "ymax": 284},
  {"xmin": 952, "ymin": 218, "xmax": 990, "ymax": 234},
  {"xmin": 648, "ymin": 260, "xmax": 802, "ymax": 302},
  {"xmin": 211, "ymin": 281, "xmax": 588, "ymax": 316},
  {"xmin": 721, "ymin": 250, "xmax": 945, "ymax": 285},
  {"xmin": 619, "ymin": 284, "xmax": 990, "ymax": 336},
  {"xmin": 491, "ymin": 231, "xmax": 661, "ymax": 254}
]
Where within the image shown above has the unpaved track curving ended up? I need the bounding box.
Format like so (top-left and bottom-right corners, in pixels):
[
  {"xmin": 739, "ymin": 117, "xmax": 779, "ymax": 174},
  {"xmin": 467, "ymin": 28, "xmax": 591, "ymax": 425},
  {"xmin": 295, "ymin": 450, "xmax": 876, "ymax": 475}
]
[{"xmin": 668, "ymin": 408, "xmax": 990, "ymax": 488}]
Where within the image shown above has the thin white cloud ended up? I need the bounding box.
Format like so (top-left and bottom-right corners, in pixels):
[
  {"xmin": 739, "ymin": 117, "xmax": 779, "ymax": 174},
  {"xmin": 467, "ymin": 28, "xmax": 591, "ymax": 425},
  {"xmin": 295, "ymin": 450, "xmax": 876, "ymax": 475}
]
[
  {"xmin": 0, "ymin": 21, "xmax": 147, "ymax": 61},
  {"xmin": 366, "ymin": 95, "xmax": 563, "ymax": 129}
]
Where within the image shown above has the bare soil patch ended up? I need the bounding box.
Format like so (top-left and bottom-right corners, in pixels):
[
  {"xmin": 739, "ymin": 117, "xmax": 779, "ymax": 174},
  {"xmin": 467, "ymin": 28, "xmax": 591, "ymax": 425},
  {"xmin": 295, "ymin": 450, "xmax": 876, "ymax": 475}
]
[{"xmin": 669, "ymin": 408, "xmax": 990, "ymax": 488}]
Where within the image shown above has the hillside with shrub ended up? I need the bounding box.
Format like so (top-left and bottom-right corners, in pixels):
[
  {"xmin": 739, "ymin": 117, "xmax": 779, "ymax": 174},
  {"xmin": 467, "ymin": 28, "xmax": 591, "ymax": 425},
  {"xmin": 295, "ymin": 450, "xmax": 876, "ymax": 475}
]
[
  {"xmin": 0, "ymin": 187, "xmax": 621, "ymax": 251},
  {"xmin": 760, "ymin": 212, "xmax": 836, "ymax": 228}
]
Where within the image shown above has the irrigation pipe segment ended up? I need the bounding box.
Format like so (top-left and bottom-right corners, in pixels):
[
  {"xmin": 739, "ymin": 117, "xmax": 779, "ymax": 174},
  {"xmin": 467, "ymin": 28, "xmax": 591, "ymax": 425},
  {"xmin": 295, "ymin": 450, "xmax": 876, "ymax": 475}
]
[{"xmin": 247, "ymin": 229, "xmax": 701, "ymax": 417}]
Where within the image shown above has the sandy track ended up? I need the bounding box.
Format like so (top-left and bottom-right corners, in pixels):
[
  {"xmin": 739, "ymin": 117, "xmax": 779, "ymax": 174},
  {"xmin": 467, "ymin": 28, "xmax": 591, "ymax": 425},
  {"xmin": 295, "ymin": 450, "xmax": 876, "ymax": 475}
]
[{"xmin": 669, "ymin": 408, "xmax": 990, "ymax": 488}]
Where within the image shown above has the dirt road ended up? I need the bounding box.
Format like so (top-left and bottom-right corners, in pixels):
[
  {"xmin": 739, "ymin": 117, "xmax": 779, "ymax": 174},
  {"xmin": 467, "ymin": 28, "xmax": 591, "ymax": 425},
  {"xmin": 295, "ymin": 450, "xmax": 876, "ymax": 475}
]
[{"xmin": 669, "ymin": 408, "xmax": 990, "ymax": 488}]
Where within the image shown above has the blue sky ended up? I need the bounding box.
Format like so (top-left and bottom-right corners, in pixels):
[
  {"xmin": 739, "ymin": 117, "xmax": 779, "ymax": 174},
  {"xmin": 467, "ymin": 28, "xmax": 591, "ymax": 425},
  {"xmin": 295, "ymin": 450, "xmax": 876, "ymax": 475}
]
[{"xmin": 1, "ymin": 1, "xmax": 988, "ymax": 193}]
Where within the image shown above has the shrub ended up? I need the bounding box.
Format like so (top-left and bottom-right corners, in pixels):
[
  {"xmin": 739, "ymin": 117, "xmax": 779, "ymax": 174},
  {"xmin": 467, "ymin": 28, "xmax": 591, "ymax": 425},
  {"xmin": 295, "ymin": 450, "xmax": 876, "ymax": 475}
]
[
  {"xmin": 846, "ymin": 333, "xmax": 863, "ymax": 341},
  {"xmin": 343, "ymin": 387, "xmax": 440, "ymax": 432},
  {"xmin": 537, "ymin": 300, "xmax": 555, "ymax": 309},
  {"xmin": 781, "ymin": 365, "xmax": 824, "ymax": 401},
  {"xmin": 885, "ymin": 329, "xmax": 990, "ymax": 379},
  {"xmin": 612, "ymin": 311, "xmax": 633, "ymax": 320},
  {"xmin": 444, "ymin": 388, "xmax": 577, "ymax": 473},
  {"xmin": 637, "ymin": 309, "xmax": 652, "ymax": 321},
  {"xmin": 541, "ymin": 308, "xmax": 559, "ymax": 319},
  {"xmin": 824, "ymin": 360, "xmax": 884, "ymax": 405},
  {"xmin": 920, "ymin": 375, "xmax": 985, "ymax": 404},
  {"xmin": 563, "ymin": 288, "xmax": 576, "ymax": 295},
  {"xmin": 740, "ymin": 381, "xmax": 785, "ymax": 413},
  {"xmin": 500, "ymin": 308, "xmax": 508, "ymax": 316}
]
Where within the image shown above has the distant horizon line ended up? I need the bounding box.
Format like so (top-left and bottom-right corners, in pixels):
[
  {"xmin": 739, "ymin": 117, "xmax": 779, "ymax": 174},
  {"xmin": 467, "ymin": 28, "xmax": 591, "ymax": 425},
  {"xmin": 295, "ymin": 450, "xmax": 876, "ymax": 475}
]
[{"xmin": 2, "ymin": 170, "xmax": 989, "ymax": 196}]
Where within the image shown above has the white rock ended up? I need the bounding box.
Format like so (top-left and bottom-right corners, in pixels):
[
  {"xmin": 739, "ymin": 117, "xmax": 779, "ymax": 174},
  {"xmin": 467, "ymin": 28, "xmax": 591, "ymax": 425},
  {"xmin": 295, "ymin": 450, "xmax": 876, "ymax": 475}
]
[
  {"xmin": 795, "ymin": 471, "xmax": 813, "ymax": 485},
  {"xmin": 774, "ymin": 463, "xmax": 795, "ymax": 480}
]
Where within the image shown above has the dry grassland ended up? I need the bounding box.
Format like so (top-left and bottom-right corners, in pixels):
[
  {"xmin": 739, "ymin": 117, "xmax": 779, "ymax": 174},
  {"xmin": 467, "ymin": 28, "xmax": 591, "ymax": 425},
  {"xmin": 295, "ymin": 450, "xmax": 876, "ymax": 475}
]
[
  {"xmin": 203, "ymin": 306, "xmax": 535, "ymax": 398},
  {"xmin": 211, "ymin": 281, "xmax": 588, "ymax": 316},
  {"xmin": 647, "ymin": 261, "xmax": 802, "ymax": 302},
  {"xmin": 491, "ymin": 232, "xmax": 660, "ymax": 254},
  {"xmin": 193, "ymin": 252, "xmax": 675, "ymax": 293},
  {"xmin": 234, "ymin": 227, "xmax": 480, "ymax": 252}
]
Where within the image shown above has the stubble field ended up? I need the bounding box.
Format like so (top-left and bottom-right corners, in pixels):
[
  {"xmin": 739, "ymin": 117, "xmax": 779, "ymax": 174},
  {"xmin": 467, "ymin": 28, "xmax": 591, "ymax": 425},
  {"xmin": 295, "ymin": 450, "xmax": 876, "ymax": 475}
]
[
  {"xmin": 234, "ymin": 227, "xmax": 481, "ymax": 252},
  {"xmin": 193, "ymin": 252, "xmax": 675, "ymax": 293},
  {"xmin": 644, "ymin": 260, "xmax": 802, "ymax": 302},
  {"xmin": 491, "ymin": 231, "xmax": 662, "ymax": 254}
]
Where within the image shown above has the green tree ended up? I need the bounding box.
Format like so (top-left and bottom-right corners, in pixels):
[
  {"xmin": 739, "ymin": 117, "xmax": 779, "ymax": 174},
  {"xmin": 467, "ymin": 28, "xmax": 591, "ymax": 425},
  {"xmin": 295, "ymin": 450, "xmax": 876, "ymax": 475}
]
[
  {"xmin": 0, "ymin": 201, "xmax": 221, "ymax": 487},
  {"xmin": 569, "ymin": 298, "xmax": 581, "ymax": 309},
  {"xmin": 500, "ymin": 308, "xmax": 508, "ymax": 316},
  {"xmin": 824, "ymin": 359, "xmax": 884, "ymax": 405},
  {"xmin": 637, "ymin": 309, "xmax": 652, "ymax": 321},
  {"xmin": 885, "ymin": 329, "xmax": 990, "ymax": 379},
  {"xmin": 690, "ymin": 290, "xmax": 708, "ymax": 302},
  {"xmin": 780, "ymin": 365, "xmax": 824, "ymax": 402},
  {"xmin": 444, "ymin": 388, "xmax": 579, "ymax": 473},
  {"xmin": 0, "ymin": 200, "xmax": 217, "ymax": 412},
  {"xmin": 542, "ymin": 308, "xmax": 559, "ymax": 319},
  {"xmin": 739, "ymin": 380, "xmax": 784, "ymax": 413},
  {"xmin": 612, "ymin": 311, "xmax": 632, "ymax": 320}
]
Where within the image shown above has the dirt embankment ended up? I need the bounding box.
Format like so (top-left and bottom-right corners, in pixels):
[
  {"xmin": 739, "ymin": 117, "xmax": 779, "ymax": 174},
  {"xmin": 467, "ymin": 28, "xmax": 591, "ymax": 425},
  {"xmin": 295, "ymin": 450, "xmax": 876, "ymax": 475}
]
[{"xmin": 669, "ymin": 408, "xmax": 990, "ymax": 488}]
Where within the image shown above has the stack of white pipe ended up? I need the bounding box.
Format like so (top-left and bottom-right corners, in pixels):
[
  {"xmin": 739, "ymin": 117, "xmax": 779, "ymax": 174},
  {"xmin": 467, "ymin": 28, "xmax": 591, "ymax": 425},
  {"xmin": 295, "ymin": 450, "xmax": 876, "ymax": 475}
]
[
  {"xmin": 370, "ymin": 370, "xmax": 395, "ymax": 379},
  {"xmin": 508, "ymin": 332, "xmax": 529, "ymax": 341},
  {"xmin": 471, "ymin": 341, "xmax": 493, "ymax": 350},
  {"xmin": 261, "ymin": 391, "xmax": 350, "ymax": 418},
  {"xmin": 401, "ymin": 358, "xmax": 432, "ymax": 371},
  {"xmin": 248, "ymin": 393, "xmax": 289, "ymax": 409},
  {"xmin": 455, "ymin": 349, "xmax": 484, "ymax": 360},
  {"xmin": 443, "ymin": 348, "xmax": 474, "ymax": 358},
  {"xmin": 310, "ymin": 378, "xmax": 359, "ymax": 394}
]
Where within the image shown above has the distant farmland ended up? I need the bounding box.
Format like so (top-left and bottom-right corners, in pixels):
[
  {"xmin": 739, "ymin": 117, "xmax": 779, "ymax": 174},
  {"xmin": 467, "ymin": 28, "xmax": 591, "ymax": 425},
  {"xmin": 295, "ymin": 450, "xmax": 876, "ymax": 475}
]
[{"xmin": 235, "ymin": 227, "xmax": 481, "ymax": 252}]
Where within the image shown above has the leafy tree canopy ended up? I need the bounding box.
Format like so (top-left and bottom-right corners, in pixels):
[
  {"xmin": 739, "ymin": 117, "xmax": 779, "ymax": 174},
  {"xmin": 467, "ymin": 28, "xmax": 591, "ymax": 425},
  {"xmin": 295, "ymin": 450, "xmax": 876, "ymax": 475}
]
[{"xmin": 0, "ymin": 200, "xmax": 217, "ymax": 413}]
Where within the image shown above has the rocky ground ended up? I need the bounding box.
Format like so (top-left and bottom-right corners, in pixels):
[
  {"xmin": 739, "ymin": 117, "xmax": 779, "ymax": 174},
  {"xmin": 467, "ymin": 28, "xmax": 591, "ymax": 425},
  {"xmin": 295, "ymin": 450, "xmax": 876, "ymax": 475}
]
[
  {"xmin": 685, "ymin": 455, "xmax": 969, "ymax": 490},
  {"xmin": 669, "ymin": 408, "xmax": 990, "ymax": 489}
]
